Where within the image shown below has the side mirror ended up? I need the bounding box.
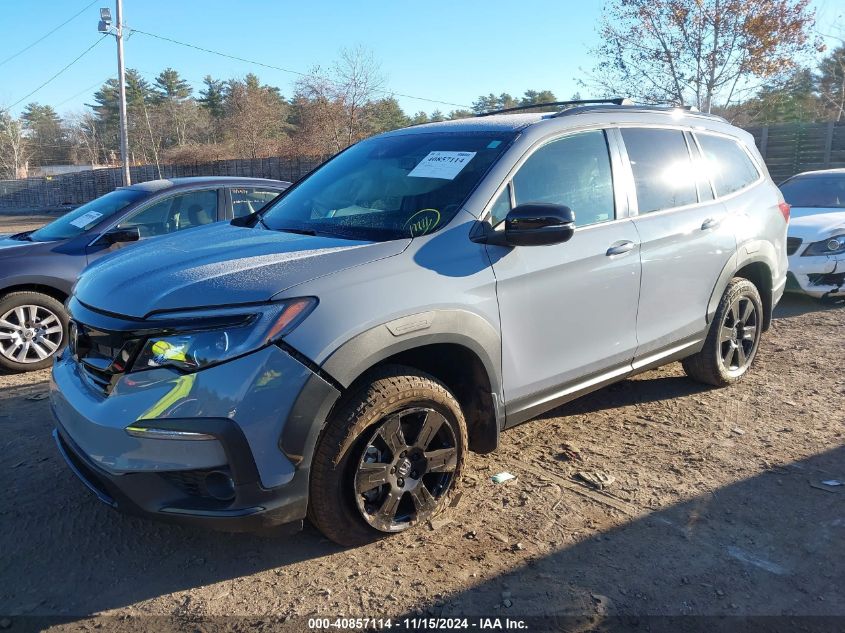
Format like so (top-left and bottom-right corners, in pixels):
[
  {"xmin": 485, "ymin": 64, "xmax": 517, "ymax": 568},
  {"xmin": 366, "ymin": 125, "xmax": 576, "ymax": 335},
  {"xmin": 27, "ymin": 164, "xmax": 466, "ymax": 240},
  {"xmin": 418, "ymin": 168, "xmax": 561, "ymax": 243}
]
[
  {"xmin": 103, "ymin": 226, "xmax": 141, "ymax": 245},
  {"xmin": 478, "ymin": 203, "xmax": 575, "ymax": 247}
]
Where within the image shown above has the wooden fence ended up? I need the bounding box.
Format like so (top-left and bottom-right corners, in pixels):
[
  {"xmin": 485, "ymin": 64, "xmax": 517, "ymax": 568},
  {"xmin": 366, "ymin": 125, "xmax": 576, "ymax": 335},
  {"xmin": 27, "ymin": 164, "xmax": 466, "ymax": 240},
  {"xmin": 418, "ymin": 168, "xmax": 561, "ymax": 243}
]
[
  {"xmin": 0, "ymin": 156, "xmax": 327, "ymax": 210},
  {"xmin": 745, "ymin": 121, "xmax": 845, "ymax": 183},
  {"xmin": 2, "ymin": 122, "xmax": 844, "ymax": 210}
]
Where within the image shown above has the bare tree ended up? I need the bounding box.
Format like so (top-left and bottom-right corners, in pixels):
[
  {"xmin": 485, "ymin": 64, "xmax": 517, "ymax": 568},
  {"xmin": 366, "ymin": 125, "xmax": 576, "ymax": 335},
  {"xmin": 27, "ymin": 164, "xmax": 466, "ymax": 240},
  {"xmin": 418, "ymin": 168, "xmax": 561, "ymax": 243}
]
[
  {"xmin": 223, "ymin": 74, "xmax": 289, "ymax": 159},
  {"xmin": 0, "ymin": 112, "xmax": 30, "ymax": 179},
  {"xmin": 295, "ymin": 46, "xmax": 385, "ymax": 153},
  {"xmin": 589, "ymin": 0, "xmax": 819, "ymax": 111},
  {"xmin": 66, "ymin": 111, "xmax": 104, "ymax": 166}
]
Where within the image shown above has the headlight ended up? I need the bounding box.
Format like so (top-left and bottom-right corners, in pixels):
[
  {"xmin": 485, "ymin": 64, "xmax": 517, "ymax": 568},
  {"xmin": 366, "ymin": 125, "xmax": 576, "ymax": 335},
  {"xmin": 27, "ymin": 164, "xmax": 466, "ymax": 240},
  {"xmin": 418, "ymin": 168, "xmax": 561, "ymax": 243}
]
[
  {"xmin": 802, "ymin": 234, "xmax": 845, "ymax": 256},
  {"xmin": 131, "ymin": 298, "xmax": 316, "ymax": 373}
]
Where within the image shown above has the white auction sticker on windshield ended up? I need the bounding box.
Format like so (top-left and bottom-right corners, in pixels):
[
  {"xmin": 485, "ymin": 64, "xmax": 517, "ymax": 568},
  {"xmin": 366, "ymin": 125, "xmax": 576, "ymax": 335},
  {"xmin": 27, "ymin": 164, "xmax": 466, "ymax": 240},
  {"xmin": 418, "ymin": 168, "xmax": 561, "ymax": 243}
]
[
  {"xmin": 408, "ymin": 151, "xmax": 476, "ymax": 180},
  {"xmin": 69, "ymin": 210, "xmax": 104, "ymax": 228}
]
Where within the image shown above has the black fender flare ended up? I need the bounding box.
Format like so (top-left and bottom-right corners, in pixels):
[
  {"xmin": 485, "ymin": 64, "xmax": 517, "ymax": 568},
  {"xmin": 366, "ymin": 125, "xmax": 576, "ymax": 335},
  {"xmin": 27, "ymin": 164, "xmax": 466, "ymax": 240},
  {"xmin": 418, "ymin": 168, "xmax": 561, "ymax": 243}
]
[{"xmin": 279, "ymin": 309, "xmax": 504, "ymax": 468}]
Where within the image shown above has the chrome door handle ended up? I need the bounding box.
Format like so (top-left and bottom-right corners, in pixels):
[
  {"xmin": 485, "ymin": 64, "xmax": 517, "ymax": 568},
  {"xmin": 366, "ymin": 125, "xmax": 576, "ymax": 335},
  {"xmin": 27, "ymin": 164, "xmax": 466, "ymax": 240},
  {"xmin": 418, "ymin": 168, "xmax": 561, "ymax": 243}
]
[
  {"xmin": 701, "ymin": 218, "xmax": 721, "ymax": 230},
  {"xmin": 606, "ymin": 240, "xmax": 636, "ymax": 256}
]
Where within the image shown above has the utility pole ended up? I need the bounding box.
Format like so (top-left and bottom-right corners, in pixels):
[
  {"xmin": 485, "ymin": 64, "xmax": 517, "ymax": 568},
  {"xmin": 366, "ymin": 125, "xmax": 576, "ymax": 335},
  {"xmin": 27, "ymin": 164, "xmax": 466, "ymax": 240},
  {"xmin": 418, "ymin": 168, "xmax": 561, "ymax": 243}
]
[{"xmin": 99, "ymin": 2, "xmax": 130, "ymax": 185}]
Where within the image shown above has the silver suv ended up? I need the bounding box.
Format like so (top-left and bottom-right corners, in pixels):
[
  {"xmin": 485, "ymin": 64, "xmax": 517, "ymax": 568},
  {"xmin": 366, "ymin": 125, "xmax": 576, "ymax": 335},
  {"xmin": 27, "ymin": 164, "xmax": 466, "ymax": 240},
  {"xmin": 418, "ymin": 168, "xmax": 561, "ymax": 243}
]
[{"xmin": 51, "ymin": 101, "xmax": 788, "ymax": 546}]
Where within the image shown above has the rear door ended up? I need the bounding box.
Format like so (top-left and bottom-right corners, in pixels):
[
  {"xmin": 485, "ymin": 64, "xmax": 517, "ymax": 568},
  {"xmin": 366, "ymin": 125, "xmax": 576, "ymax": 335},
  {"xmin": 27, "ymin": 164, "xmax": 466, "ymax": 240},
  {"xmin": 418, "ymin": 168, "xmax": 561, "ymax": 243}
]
[
  {"xmin": 486, "ymin": 129, "xmax": 642, "ymax": 421},
  {"xmin": 617, "ymin": 127, "xmax": 736, "ymax": 362}
]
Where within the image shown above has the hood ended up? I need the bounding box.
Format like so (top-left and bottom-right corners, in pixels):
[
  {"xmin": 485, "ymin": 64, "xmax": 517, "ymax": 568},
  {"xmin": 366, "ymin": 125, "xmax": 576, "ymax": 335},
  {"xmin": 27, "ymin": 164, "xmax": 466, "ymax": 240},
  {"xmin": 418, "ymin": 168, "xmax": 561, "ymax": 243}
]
[
  {"xmin": 0, "ymin": 233, "xmax": 39, "ymax": 256},
  {"xmin": 788, "ymin": 209, "xmax": 845, "ymax": 243},
  {"xmin": 74, "ymin": 222, "xmax": 409, "ymax": 318}
]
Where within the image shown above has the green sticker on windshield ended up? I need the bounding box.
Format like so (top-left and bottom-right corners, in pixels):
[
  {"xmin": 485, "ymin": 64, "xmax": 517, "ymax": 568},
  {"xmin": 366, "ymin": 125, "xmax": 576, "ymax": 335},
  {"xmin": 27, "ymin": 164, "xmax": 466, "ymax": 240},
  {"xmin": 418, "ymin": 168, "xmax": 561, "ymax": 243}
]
[{"xmin": 404, "ymin": 209, "xmax": 441, "ymax": 237}]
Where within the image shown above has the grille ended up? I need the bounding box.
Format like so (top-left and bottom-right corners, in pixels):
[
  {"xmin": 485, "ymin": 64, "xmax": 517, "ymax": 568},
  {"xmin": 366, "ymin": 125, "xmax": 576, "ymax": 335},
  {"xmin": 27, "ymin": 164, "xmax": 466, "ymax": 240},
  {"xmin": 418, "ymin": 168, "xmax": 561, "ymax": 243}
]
[
  {"xmin": 161, "ymin": 470, "xmax": 210, "ymax": 497},
  {"xmin": 786, "ymin": 237, "xmax": 803, "ymax": 256},
  {"xmin": 71, "ymin": 321, "xmax": 142, "ymax": 394}
]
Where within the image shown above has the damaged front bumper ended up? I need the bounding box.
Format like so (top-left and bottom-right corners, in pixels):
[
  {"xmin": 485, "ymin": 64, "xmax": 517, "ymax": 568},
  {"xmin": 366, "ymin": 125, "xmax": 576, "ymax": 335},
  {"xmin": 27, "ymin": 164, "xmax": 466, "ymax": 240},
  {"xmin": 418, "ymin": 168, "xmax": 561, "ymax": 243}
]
[{"xmin": 786, "ymin": 253, "xmax": 845, "ymax": 298}]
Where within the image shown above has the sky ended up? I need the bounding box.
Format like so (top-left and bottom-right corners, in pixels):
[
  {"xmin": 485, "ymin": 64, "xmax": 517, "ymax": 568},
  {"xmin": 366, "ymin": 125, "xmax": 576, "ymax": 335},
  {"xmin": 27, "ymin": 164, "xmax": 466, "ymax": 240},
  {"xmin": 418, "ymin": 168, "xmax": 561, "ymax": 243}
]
[{"xmin": 0, "ymin": 0, "xmax": 843, "ymax": 119}]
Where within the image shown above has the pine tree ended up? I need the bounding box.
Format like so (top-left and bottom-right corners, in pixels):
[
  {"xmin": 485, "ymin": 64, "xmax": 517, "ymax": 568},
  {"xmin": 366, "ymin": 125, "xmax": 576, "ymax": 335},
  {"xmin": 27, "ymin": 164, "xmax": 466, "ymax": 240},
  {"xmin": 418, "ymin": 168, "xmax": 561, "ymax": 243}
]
[{"xmin": 198, "ymin": 75, "xmax": 227, "ymax": 119}]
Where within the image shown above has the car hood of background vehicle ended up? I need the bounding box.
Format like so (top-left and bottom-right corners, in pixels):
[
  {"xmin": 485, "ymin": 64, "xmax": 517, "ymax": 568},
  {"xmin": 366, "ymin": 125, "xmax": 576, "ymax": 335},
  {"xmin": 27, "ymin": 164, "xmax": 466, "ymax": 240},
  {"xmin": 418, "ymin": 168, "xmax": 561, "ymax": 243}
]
[
  {"xmin": 74, "ymin": 222, "xmax": 410, "ymax": 318},
  {"xmin": 788, "ymin": 209, "xmax": 845, "ymax": 244},
  {"xmin": 0, "ymin": 234, "xmax": 39, "ymax": 255}
]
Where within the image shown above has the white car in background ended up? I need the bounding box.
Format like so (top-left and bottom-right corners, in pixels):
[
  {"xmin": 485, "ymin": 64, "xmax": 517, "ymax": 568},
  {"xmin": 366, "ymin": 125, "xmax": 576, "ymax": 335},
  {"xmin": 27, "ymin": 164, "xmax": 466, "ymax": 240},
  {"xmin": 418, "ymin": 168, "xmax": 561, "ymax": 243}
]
[{"xmin": 780, "ymin": 169, "xmax": 845, "ymax": 300}]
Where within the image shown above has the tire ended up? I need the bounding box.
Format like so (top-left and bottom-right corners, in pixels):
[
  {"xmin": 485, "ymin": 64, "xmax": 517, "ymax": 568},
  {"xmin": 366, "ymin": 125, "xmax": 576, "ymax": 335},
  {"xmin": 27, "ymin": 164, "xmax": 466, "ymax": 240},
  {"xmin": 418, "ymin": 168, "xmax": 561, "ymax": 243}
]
[
  {"xmin": 308, "ymin": 364, "xmax": 467, "ymax": 547},
  {"xmin": 682, "ymin": 277, "xmax": 763, "ymax": 387},
  {"xmin": 0, "ymin": 291, "xmax": 68, "ymax": 373}
]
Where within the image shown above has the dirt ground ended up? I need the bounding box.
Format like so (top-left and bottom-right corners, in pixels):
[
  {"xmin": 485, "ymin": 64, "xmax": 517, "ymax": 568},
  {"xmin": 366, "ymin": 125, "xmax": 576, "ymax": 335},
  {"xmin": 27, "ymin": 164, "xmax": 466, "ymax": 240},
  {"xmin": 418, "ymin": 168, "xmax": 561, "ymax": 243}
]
[
  {"xmin": 0, "ymin": 214, "xmax": 843, "ymax": 631},
  {"xmin": 0, "ymin": 215, "xmax": 58, "ymax": 235}
]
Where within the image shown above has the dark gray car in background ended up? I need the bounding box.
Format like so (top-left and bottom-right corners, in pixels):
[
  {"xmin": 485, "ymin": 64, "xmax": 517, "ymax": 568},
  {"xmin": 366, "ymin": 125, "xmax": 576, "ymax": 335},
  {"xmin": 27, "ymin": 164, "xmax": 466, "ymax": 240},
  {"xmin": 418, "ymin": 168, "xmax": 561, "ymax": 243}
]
[{"xmin": 0, "ymin": 176, "xmax": 289, "ymax": 372}]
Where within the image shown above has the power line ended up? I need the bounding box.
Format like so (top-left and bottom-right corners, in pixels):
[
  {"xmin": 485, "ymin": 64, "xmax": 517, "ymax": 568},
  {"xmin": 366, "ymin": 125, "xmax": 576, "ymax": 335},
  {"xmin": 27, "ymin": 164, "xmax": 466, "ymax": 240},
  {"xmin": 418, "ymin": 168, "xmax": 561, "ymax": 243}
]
[
  {"xmin": 0, "ymin": 0, "xmax": 99, "ymax": 69},
  {"xmin": 127, "ymin": 27, "xmax": 471, "ymax": 109},
  {"xmin": 2, "ymin": 36, "xmax": 109, "ymax": 113},
  {"xmin": 55, "ymin": 76, "xmax": 115, "ymax": 108}
]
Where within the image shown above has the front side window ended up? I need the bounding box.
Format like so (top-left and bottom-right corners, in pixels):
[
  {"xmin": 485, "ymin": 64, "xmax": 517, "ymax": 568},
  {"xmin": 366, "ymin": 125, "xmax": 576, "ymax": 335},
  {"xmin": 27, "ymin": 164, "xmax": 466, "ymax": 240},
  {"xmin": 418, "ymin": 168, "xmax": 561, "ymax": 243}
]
[
  {"xmin": 495, "ymin": 130, "xmax": 615, "ymax": 227},
  {"xmin": 696, "ymin": 133, "xmax": 760, "ymax": 197},
  {"xmin": 231, "ymin": 187, "xmax": 283, "ymax": 218},
  {"xmin": 29, "ymin": 189, "xmax": 146, "ymax": 242},
  {"xmin": 261, "ymin": 131, "xmax": 515, "ymax": 241},
  {"xmin": 118, "ymin": 189, "xmax": 218, "ymax": 238},
  {"xmin": 621, "ymin": 128, "xmax": 698, "ymax": 213}
]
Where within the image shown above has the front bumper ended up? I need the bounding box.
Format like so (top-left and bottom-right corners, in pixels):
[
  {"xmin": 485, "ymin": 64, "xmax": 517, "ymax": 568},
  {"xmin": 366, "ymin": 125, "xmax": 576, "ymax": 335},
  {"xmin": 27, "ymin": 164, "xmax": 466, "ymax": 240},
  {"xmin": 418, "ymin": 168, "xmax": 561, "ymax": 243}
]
[
  {"xmin": 786, "ymin": 253, "xmax": 845, "ymax": 298},
  {"xmin": 50, "ymin": 342, "xmax": 340, "ymax": 531}
]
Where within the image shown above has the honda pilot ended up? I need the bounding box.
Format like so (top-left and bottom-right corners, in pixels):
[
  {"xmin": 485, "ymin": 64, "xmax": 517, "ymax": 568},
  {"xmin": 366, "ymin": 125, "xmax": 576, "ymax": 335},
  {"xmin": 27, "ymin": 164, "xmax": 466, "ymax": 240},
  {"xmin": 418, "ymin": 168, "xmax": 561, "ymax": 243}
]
[{"xmin": 50, "ymin": 101, "xmax": 788, "ymax": 546}]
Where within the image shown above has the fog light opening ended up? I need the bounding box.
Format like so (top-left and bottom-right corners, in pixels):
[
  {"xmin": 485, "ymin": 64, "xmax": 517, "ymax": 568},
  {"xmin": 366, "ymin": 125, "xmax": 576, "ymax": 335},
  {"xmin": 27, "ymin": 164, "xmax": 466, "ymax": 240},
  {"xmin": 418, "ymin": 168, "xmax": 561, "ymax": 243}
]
[{"xmin": 205, "ymin": 471, "xmax": 236, "ymax": 501}]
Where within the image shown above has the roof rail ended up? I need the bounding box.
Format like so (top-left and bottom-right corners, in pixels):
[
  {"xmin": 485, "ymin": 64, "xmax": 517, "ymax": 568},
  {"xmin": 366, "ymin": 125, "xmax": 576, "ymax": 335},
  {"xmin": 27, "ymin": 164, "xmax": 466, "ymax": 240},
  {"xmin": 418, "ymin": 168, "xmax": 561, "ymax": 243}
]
[
  {"xmin": 476, "ymin": 97, "xmax": 633, "ymax": 117},
  {"xmin": 551, "ymin": 103, "xmax": 725, "ymax": 121}
]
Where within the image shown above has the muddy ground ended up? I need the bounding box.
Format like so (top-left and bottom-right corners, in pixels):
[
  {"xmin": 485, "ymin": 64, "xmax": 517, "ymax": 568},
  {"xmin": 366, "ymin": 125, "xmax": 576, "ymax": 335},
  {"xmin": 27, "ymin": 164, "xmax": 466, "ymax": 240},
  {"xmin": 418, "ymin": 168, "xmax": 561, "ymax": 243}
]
[{"xmin": 0, "ymin": 214, "xmax": 843, "ymax": 631}]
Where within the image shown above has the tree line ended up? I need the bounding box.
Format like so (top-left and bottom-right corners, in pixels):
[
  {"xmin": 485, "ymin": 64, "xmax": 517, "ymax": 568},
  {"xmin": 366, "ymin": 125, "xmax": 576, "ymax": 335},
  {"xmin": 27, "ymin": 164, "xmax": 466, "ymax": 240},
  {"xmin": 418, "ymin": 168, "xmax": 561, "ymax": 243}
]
[
  {"xmin": 1, "ymin": 0, "xmax": 844, "ymax": 180},
  {"xmin": 0, "ymin": 46, "xmax": 570, "ymax": 179}
]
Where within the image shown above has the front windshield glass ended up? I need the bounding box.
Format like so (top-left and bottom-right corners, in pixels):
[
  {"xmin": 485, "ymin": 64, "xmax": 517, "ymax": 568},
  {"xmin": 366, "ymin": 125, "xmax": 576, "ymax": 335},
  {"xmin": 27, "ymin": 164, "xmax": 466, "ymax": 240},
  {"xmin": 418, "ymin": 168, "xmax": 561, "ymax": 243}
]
[
  {"xmin": 261, "ymin": 131, "xmax": 516, "ymax": 241},
  {"xmin": 29, "ymin": 188, "xmax": 146, "ymax": 242},
  {"xmin": 780, "ymin": 175, "xmax": 845, "ymax": 209}
]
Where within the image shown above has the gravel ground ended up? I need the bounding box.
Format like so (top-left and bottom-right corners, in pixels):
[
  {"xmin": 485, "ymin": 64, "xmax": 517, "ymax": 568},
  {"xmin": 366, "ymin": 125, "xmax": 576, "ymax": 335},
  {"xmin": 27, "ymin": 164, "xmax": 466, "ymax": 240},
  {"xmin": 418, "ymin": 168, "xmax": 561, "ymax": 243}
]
[{"xmin": 0, "ymin": 214, "xmax": 843, "ymax": 630}]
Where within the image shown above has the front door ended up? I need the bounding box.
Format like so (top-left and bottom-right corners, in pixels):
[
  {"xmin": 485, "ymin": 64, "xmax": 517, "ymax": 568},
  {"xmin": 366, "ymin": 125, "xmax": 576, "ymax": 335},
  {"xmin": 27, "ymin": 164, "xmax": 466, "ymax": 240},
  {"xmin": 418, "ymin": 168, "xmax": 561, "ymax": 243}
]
[
  {"xmin": 87, "ymin": 188, "xmax": 222, "ymax": 264},
  {"xmin": 486, "ymin": 129, "xmax": 641, "ymax": 423}
]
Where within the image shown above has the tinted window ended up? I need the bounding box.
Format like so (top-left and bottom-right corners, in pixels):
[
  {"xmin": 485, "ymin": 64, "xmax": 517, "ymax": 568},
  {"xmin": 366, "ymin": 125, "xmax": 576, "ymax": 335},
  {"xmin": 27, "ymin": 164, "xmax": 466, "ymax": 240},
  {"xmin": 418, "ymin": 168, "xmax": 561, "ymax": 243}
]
[
  {"xmin": 118, "ymin": 189, "xmax": 218, "ymax": 238},
  {"xmin": 696, "ymin": 134, "xmax": 760, "ymax": 197},
  {"xmin": 231, "ymin": 187, "xmax": 282, "ymax": 218},
  {"xmin": 261, "ymin": 131, "xmax": 514, "ymax": 241},
  {"xmin": 780, "ymin": 175, "xmax": 845, "ymax": 208},
  {"xmin": 29, "ymin": 189, "xmax": 146, "ymax": 242},
  {"xmin": 508, "ymin": 130, "xmax": 615, "ymax": 227},
  {"xmin": 621, "ymin": 128, "xmax": 697, "ymax": 213}
]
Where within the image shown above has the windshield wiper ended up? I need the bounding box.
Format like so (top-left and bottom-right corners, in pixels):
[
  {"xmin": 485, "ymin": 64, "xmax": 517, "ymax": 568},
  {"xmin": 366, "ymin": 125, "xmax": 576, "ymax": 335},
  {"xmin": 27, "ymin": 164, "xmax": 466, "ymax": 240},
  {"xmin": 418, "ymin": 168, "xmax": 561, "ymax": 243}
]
[{"xmin": 272, "ymin": 226, "xmax": 319, "ymax": 236}]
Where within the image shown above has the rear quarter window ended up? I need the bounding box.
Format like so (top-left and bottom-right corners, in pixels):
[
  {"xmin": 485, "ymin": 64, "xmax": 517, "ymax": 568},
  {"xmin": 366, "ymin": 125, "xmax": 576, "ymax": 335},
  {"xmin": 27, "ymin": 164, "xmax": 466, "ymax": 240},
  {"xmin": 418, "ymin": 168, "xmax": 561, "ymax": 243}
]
[{"xmin": 696, "ymin": 133, "xmax": 760, "ymax": 197}]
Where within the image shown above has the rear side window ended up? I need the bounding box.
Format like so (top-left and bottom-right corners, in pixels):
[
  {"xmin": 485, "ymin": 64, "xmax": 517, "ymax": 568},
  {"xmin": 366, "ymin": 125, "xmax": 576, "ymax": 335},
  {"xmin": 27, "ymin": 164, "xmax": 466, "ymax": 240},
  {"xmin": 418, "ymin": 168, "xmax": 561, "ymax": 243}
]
[
  {"xmin": 506, "ymin": 129, "xmax": 615, "ymax": 227},
  {"xmin": 621, "ymin": 128, "xmax": 697, "ymax": 213},
  {"xmin": 696, "ymin": 134, "xmax": 760, "ymax": 197},
  {"xmin": 231, "ymin": 187, "xmax": 282, "ymax": 218}
]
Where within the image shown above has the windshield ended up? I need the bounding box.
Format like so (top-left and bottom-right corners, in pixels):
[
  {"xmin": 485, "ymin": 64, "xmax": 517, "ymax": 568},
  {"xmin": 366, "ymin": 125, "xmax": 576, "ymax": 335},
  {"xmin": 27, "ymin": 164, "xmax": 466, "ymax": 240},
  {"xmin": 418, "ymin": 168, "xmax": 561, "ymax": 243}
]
[
  {"xmin": 780, "ymin": 175, "xmax": 845, "ymax": 209},
  {"xmin": 261, "ymin": 131, "xmax": 515, "ymax": 241},
  {"xmin": 29, "ymin": 188, "xmax": 147, "ymax": 242}
]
